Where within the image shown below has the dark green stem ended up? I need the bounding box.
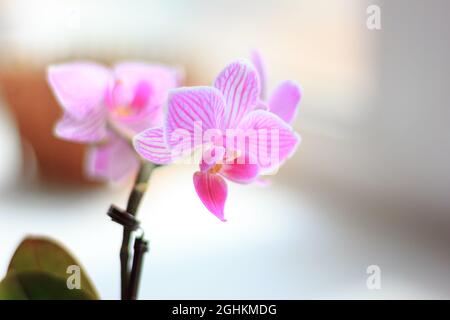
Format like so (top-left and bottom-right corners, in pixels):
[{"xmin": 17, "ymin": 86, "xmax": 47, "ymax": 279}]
[
  {"xmin": 128, "ymin": 236, "xmax": 149, "ymax": 300},
  {"xmin": 120, "ymin": 162, "xmax": 155, "ymax": 300}
]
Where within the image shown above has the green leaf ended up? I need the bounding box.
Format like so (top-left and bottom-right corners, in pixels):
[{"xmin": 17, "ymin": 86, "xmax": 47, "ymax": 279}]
[
  {"xmin": 6, "ymin": 236, "xmax": 99, "ymax": 299},
  {"xmin": 0, "ymin": 272, "xmax": 94, "ymax": 300}
]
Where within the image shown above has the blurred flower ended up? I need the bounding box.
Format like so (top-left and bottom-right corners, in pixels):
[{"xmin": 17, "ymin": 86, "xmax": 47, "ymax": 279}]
[
  {"xmin": 134, "ymin": 59, "xmax": 300, "ymax": 221},
  {"xmin": 47, "ymin": 62, "xmax": 180, "ymax": 182}
]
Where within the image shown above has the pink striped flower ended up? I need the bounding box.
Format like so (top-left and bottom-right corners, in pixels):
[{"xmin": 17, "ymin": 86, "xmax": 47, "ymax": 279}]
[
  {"xmin": 47, "ymin": 61, "xmax": 180, "ymax": 182},
  {"xmin": 134, "ymin": 58, "xmax": 301, "ymax": 221}
]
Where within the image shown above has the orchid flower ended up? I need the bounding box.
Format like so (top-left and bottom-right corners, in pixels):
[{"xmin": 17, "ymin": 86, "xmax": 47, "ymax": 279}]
[
  {"xmin": 250, "ymin": 50, "xmax": 302, "ymax": 124},
  {"xmin": 134, "ymin": 59, "xmax": 301, "ymax": 221},
  {"xmin": 47, "ymin": 62, "xmax": 180, "ymax": 182}
]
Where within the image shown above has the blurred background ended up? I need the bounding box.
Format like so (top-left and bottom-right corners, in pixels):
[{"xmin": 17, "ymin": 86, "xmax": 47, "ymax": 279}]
[{"xmin": 1, "ymin": 0, "xmax": 450, "ymax": 299}]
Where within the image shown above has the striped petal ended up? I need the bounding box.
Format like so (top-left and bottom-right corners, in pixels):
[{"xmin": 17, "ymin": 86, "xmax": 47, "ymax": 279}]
[
  {"xmin": 250, "ymin": 50, "xmax": 267, "ymax": 99},
  {"xmin": 133, "ymin": 127, "xmax": 173, "ymax": 165},
  {"xmin": 85, "ymin": 132, "xmax": 139, "ymax": 182},
  {"xmin": 193, "ymin": 171, "xmax": 228, "ymax": 221},
  {"xmin": 268, "ymin": 80, "xmax": 302, "ymax": 124},
  {"xmin": 165, "ymin": 86, "xmax": 225, "ymax": 149},
  {"xmin": 237, "ymin": 110, "xmax": 300, "ymax": 172},
  {"xmin": 214, "ymin": 60, "xmax": 260, "ymax": 128},
  {"xmin": 47, "ymin": 62, "xmax": 111, "ymax": 119},
  {"xmin": 54, "ymin": 109, "xmax": 107, "ymax": 143}
]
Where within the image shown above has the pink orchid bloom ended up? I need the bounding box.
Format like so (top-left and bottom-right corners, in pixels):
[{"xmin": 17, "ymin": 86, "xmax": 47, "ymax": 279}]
[
  {"xmin": 47, "ymin": 61, "xmax": 180, "ymax": 182},
  {"xmin": 250, "ymin": 50, "xmax": 302, "ymax": 124},
  {"xmin": 134, "ymin": 59, "xmax": 300, "ymax": 221}
]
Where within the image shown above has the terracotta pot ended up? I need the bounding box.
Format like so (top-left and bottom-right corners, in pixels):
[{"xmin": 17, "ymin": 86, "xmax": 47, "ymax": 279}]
[{"xmin": 0, "ymin": 66, "xmax": 91, "ymax": 185}]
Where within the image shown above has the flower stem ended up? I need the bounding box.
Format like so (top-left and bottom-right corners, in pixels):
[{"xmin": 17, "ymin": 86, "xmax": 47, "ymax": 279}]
[
  {"xmin": 128, "ymin": 236, "xmax": 149, "ymax": 300},
  {"xmin": 119, "ymin": 162, "xmax": 156, "ymax": 300}
]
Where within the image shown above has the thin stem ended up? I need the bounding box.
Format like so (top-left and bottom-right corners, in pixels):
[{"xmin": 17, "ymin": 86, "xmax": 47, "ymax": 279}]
[
  {"xmin": 128, "ymin": 236, "xmax": 149, "ymax": 300},
  {"xmin": 119, "ymin": 162, "xmax": 156, "ymax": 300}
]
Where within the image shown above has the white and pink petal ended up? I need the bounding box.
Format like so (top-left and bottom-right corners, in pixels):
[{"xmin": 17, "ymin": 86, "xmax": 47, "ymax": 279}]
[
  {"xmin": 165, "ymin": 86, "xmax": 226, "ymax": 149},
  {"xmin": 214, "ymin": 60, "xmax": 260, "ymax": 128},
  {"xmin": 114, "ymin": 62, "xmax": 180, "ymax": 109},
  {"xmin": 250, "ymin": 50, "xmax": 267, "ymax": 99},
  {"xmin": 54, "ymin": 109, "xmax": 107, "ymax": 143},
  {"xmin": 268, "ymin": 81, "xmax": 302, "ymax": 124},
  {"xmin": 237, "ymin": 110, "xmax": 300, "ymax": 172},
  {"xmin": 85, "ymin": 132, "xmax": 139, "ymax": 182},
  {"xmin": 47, "ymin": 62, "xmax": 112, "ymax": 119},
  {"xmin": 133, "ymin": 127, "xmax": 173, "ymax": 165}
]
